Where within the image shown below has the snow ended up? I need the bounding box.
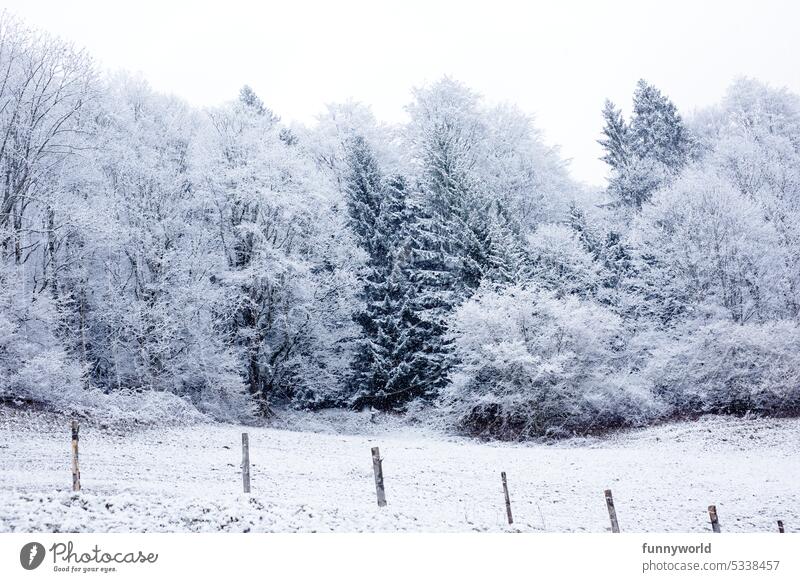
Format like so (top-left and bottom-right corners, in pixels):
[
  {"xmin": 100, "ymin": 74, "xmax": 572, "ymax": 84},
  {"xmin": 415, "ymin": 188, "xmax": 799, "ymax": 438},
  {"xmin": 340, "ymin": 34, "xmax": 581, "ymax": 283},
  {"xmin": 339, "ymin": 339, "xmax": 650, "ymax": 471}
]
[{"xmin": 1, "ymin": 409, "xmax": 797, "ymax": 533}]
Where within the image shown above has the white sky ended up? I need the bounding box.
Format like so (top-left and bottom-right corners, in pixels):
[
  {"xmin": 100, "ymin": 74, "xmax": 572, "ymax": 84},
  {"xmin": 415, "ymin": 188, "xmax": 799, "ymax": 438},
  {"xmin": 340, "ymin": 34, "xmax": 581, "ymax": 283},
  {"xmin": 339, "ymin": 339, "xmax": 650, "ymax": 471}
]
[{"xmin": 3, "ymin": 0, "xmax": 799, "ymax": 185}]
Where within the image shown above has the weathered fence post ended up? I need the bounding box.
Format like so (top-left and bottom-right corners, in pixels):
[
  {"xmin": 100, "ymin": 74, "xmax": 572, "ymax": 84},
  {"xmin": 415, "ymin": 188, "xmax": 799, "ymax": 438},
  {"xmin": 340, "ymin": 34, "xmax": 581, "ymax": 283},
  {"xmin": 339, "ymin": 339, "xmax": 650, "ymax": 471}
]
[
  {"xmin": 501, "ymin": 471, "xmax": 513, "ymax": 525},
  {"xmin": 604, "ymin": 489, "xmax": 620, "ymax": 533},
  {"xmin": 777, "ymin": 520, "xmax": 785, "ymax": 533},
  {"xmin": 241, "ymin": 433, "xmax": 251, "ymax": 494},
  {"xmin": 71, "ymin": 420, "xmax": 81, "ymax": 492},
  {"xmin": 371, "ymin": 446, "xmax": 386, "ymax": 507},
  {"xmin": 708, "ymin": 505, "xmax": 721, "ymax": 533}
]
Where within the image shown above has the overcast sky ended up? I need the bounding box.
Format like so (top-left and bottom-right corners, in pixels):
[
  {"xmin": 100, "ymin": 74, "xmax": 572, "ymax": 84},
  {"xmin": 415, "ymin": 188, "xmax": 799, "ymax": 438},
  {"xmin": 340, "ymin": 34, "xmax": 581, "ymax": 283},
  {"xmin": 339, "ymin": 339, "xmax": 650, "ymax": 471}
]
[{"xmin": 4, "ymin": 0, "xmax": 799, "ymax": 185}]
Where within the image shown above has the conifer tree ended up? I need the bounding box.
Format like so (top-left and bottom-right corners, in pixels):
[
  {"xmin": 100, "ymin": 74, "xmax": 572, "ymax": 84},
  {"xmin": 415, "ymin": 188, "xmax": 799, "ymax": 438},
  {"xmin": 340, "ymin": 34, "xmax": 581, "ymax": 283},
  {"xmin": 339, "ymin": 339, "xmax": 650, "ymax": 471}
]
[
  {"xmin": 600, "ymin": 231, "xmax": 633, "ymax": 290},
  {"xmin": 409, "ymin": 77, "xmax": 493, "ymax": 293},
  {"xmin": 600, "ymin": 80, "xmax": 693, "ymax": 209},
  {"xmin": 343, "ymin": 134, "xmax": 383, "ymax": 256},
  {"xmin": 598, "ymin": 99, "xmax": 630, "ymax": 172},
  {"xmin": 629, "ymin": 79, "xmax": 692, "ymax": 171},
  {"xmin": 422, "ymin": 150, "xmax": 491, "ymax": 292},
  {"xmin": 238, "ymin": 85, "xmax": 279, "ymax": 123},
  {"xmin": 343, "ymin": 140, "xmax": 440, "ymax": 408},
  {"xmin": 350, "ymin": 246, "xmax": 422, "ymax": 409},
  {"xmin": 400, "ymin": 203, "xmax": 459, "ymax": 398},
  {"xmin": 485, "ymin": 202, "xmax": 530, "ymax": 285},
  {"xmin": 567, "ymin": 201, "xmax": 600, "ymax": 258}
]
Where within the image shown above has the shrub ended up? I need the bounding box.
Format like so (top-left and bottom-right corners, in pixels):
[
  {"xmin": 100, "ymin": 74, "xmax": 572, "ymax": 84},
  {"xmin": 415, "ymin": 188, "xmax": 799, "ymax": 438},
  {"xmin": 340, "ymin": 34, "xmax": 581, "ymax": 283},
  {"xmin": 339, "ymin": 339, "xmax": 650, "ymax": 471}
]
[
  {"xmin": 646, "ymin": 320, "xmax": 800, "ymax": 416},
  {"xmin": 439, "ymin": 284, "xmax": 661, "ymax": 439}
]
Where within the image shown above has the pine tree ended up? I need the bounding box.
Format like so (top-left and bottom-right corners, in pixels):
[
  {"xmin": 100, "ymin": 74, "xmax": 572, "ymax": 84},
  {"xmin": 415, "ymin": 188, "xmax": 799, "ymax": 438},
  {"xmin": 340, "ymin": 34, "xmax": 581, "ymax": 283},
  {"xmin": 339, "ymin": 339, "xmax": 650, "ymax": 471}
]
[
  {"xmin": 600, "ymin": 81, "xmax": 693, "ymax": 209},
  {"xmin": 600, "ymin": 230, "xmax": 633, "ymax": 290},
  {"xmin": 485, "ymin": 202, "xmax": 530, "ymax": 285},
  {"xmin": 401, "ymin": 203, "xmax": 459, "ymax": 398},
  {"xmin": 343, "ymin": 141, "xmax": 445, "ymax": 409},
  {"xmin": 401, "ymin": 79, "xmax": 505, "ymax": 396},
  {"xmin": 567, "ymin": 201, "xmax": 600, "ymax": 258},
  {"xmin": 343, "ymin": 135, "xmax": 384, "ymax": 257},
  {"xmin": 349, "ymin": 176, "xmax": 447, "ymax": 409},
  {"xmin": 343, "ymin": 135, "xmax": 386, "ymax": 404},
  {"xmin": 382, "ymin": 78, "xmax": 500, "ymax": 400},
  {"xmin": 238, "ymin": 85, "xmax": 279, "ymax": 123},
  {"xmin": 412, "ymin": 79, "xmax": 492, "ymax": 293},
  {"xmin": 598, "ymin": 99, "xmax": 630, "ymax": 172},
  {"xmin": 630, "ymin": 79, "xmax": 692, "ymax": 171},
  {"xmin": 350, "ymin": 247, "xmax": 421, "ymax": 409},
  {"xmin": 421, "ymin": 153, "xmax": 489, "ymax": 292}
]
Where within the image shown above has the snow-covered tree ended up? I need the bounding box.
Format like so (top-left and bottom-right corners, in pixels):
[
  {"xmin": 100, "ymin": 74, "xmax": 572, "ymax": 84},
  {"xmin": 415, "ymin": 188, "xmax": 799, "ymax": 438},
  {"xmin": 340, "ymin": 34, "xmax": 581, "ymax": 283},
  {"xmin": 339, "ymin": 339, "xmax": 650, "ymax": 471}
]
[
  {"xmin": 199, "ymin": 86, "xmax": 359, "ymax": 411},
  {"xmin": 441, "ymin": 284, "xmax": 660, "ymax": 439},
  {"xmin": 527, "ymin": 223, "xmax": 601, "ymax": 298},
  {"xmin": 343, "ymin": 134, "xmax": 384, "ymax": 255},
  {"xmin": 598, "ymin": 99, "xmax": 630, "ymax": 173},
  {"xmin": 629, "ymin": 79, "xmax": 693, "ymax": 170},
  {"xmin": 601, "ymin": 80, "xmax": 692, "ymax": 209},
  {"xmin": 406, "ymin": 77, "xmax": 492, "ymax": 292}
]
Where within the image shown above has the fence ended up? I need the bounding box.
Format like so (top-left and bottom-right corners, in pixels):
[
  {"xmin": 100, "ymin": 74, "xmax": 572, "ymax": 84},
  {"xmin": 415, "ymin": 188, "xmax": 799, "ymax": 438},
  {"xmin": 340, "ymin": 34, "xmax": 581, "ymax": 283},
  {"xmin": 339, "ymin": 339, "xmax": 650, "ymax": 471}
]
[{"xmin": 66, "ymin": 421, "xmax": 788, "ymax": 533}]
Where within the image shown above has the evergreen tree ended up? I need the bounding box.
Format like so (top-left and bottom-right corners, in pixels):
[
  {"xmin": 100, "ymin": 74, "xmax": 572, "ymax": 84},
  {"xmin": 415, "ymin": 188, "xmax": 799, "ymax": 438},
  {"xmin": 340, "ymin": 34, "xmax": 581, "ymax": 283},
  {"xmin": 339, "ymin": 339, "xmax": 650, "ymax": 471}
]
[
  {"xmin": 401, "ymin": 202, "xmax": 459, "ymax": 398},
  {"xmin": 343, "ymin": 135, "xmax": 385, "ymax": 404},
  {"xmin": 485, "ymin": 202, "xmax": 530, "ymax": 285},
  {"xmin": 348, "ymin": 175, "xmax": 454, "ymax": 409},
  {"xmin": 629, "ymin": 79, "xmax": 692, "ymax": 171},
  {"xmin": 238, "ymin": 85, "xmax": 279, "ymax": 123},
  {"xmin": 600, "ymin": 80, "xmax": 692, "ymax": 209},
  {"xmin": 343, "ymin": 137, "xmax": 443, "ymax": 409},
  {"xmin": 599, "ymin": 230, "xmax": 633, "ymax": 290},
  {"xmin": 349, "ymin": 246, "xmax": 422, "ymax": 409},
  {"xmin": 598, "ymin": 99, "xmax": 630, "ymax": 172},
  {"xmin": 607, "ymin": 155, "xmax": 670, "ymax": 209},
  {"xmin": 343, "ymin": 135, "xmax": 384, "ymax": 257},
  {"xmin": 420, "ymin": 144, "xmax": 489, "ymax": 292},
  {"xmin": 567, "ymin": 201, "xmax": 600, "ymax": 258},
  {"xmin": 409, "ymin": 77, "xmax": 492, "ymax": 293}
]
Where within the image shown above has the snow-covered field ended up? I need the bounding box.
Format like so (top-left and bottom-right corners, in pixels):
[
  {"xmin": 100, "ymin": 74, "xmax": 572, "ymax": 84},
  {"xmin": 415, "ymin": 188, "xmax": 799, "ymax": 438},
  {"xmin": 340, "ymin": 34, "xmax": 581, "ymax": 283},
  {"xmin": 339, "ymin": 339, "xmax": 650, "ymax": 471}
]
[{"xmin": 0, "ymin": 409, "xmax": 797, "ymax": 533}]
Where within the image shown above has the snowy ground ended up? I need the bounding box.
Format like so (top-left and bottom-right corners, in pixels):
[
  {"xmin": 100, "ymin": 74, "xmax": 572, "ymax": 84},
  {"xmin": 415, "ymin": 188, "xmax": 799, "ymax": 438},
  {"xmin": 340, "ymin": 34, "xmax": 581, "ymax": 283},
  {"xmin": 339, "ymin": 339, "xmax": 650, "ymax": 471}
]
[{"xmin": 0, "ymin": 408, "xmax": 797, "ymax": 533}]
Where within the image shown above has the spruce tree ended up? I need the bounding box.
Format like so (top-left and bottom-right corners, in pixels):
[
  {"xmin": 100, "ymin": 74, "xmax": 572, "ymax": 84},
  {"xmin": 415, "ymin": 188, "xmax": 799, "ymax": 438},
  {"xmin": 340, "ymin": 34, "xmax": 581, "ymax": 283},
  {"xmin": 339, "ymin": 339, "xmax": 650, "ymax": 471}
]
[
  {"xmin": 600, "ymin": 231, "xmax": 633, "ymax": 291},
  {"xmin": 600, "ymin": 80, "xmax": 693, "ymax": 209},
  {"xmin": 343, "ymin": 135, "xmax": 387, "ymax": 405},
  {"xmin": 350, "ymin": 246, "xmax": 424, "ymax": 409},
  {"xmin": 343, "ymin": 134, "xmax": 383, "ymax": 257},
  {"xmin": 238, "ymin": 85, "xmax": 279, "ymax": 123},
  {"xmin": 400, "ymin": 202, "xmax": 459, "ymax": 398},
  {"xmin": 343, "ymin": 142, "xmax": 441, "ymax": 409},
  {"xmin": 485, "ymin": 202, "xmax": 530, "ymax": 285},
  {"xmin": 568, "ymin": 201, "xmax": 600, "ymax": 258},
  {"xmin": 629, "ymin": 79, "xmax": 692, "ymax": 171},
  {"xmin": 598, "ymin": 99, "xmax": 630, "ymax": 172},
  {"xmin": 415, "ymin": 93, "xmax": 491, "ymax": 293}
]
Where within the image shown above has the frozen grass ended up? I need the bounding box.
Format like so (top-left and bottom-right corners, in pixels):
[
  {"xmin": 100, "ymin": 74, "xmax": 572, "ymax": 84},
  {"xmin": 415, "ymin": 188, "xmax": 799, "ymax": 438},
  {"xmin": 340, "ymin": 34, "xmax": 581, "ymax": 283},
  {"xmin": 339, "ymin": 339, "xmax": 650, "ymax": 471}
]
[{"xmin": 0, "ymin": 408, "xmax": 797, "ymax": 532}]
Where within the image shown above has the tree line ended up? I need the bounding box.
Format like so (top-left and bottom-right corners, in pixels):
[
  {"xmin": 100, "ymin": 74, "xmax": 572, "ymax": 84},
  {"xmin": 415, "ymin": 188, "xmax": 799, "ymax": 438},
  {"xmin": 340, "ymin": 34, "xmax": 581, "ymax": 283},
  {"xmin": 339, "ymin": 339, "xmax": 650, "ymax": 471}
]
[{"xmin": 1, "ymin": 13, "xmax": 799, "ymax": 436}]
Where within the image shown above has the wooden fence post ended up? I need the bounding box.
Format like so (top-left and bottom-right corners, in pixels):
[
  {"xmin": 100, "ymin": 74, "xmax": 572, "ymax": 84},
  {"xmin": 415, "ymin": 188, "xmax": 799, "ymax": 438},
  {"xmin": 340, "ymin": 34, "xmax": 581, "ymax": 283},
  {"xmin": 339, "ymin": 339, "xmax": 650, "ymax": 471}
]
[
  {"xmin": 501, "ymin": 471, "xmax": 513, "ymax": 525},
  {"xmin": 604, "ymin": 489, "xmax": 620, "ymax": 533},
  {"xmin": 371, "ymin": 447, "xmax": 386, "ymax": 507},
  {"xmin": 708, "ymin": 505, "xmax": 721, "ymax": 533},
  {"xmin": 241, "ymin": 433, "xmax": 251, "ymax": 493},
  {"xmin": 777, "ymin": 520, "xmax": 785, "ymax": 533},
  {"xmin": 71, "ymin": 421, "xmax": 81, "ymax": 492}
]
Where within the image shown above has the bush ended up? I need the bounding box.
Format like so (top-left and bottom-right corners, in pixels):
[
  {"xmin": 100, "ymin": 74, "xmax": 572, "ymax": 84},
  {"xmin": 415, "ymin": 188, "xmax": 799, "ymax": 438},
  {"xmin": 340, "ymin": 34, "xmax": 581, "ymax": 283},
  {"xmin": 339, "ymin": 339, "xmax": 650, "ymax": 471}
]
[
  {"xmin": 646, "ymin": 320, "xmax": 800, "ymax": 416},
  {"xmin": 439, "ymin": 284, "xmax": 661, "ymax": 439}
]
